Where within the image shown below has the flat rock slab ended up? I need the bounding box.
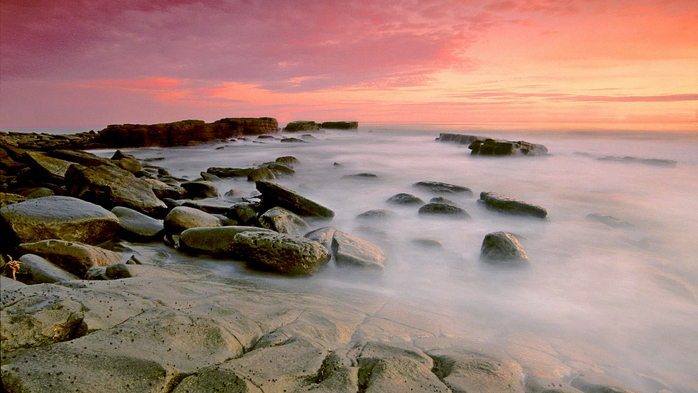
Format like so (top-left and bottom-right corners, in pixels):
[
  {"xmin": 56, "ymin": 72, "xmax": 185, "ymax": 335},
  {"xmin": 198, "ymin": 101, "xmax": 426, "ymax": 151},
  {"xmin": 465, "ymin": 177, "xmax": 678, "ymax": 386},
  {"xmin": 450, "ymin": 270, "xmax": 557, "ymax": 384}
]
[
  {"xmin": 480, "ymin": 231, "xmax": 529, "ymax": 264},
  {"xmin": 17, "ymin": 239, "xmax": 122, "ymax": 277},
  {"xmin": 256, "ymin": 180, "xmax": 335, "ymax": 219},
  {"xmin": 479, "ymin": 191, "xmax": 548, "ymax": 218},
  {"xmin": 413, "ymin": 181, "xmax": 474, "ymax": 196},
  {"xmin": 331, "ymin": 231, "xmax": 386, "ymax": 271},
  {"xmin": 112, "ymin": 206, "xmax": 164, "ymax": 241},
  {"xmin": 232, "ymin": 231, "xmax": 331, "ymax": 275},
  {"xmin": 0, "ymin": 196, "xmax": 120, "ymax": 245}
]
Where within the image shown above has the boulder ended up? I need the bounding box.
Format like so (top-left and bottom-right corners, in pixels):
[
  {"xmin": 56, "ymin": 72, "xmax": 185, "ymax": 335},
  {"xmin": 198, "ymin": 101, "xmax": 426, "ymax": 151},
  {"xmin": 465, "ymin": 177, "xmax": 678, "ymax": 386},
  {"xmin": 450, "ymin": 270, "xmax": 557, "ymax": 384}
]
[
  {"xmin": 111, "ymin": 150, "xmax": 142, "ymax": 173},
  {"xmin": 331, "ymin": 231, "xmax": 386, "ymax": 271},
  {"xmin": 17, "ymin": 254, "xmax": 80, "ymax": 284},
  {"xmin": 440, "ymin": 135, "xmax": 549, "ymax": 156},
  {"xmin": 65, "ymin": 164, "xmax": 168, "ymax": 216},
  {"xmin": 247, "ymin": 167, "xmax": 276, "ymax": 181},
  {"xmin": 320, "ymin": 121, "xmax": 358, "ymax": 129},
  {"xmin": 260, "ymin": 162, "xmax": 295, "ymax": 176},
  {"xmin": 0, "ymin": 196, "xmax": 120, "ymax": 245},
  {"xmin": 227, "ymin": 202, "xmax": 259, "ymax": 225},
  {"xmin": 386, "ymin": 193, "xmax": 424, "ymax": 205},
  {"xmin": 206, "ymin": 167, "xmax": 253, "ymax": 178},
  {"xmin": 51, "ymin": 149, "xmax": 115, "ymax": 167},
  {"xmin": 23, "ymin": 151, "xmax": 73, "ymax": 182},
  {"xmin": 105, "ymin": 263, "xmax": 132, "ymax": 279},
  {"xmin": 0, "ymin": 147, "xmax": 25, "ymax": 172},
  {"xmin": 111, "ymin": 206, "xmax": 164, "ymax": 241},
  {"xmin": 304, "ymin": 227, "xmax": 336, "ymax": 252},
  {"xmin": 152, "ymin": 184, "xmax": 187, "ymax": 200},
  {"xmin": 356, "ymin": 209, "xmax": 396, "ymax": 220},
  {"xmin": 179, "ymin": 198, "xmax": 234, "ymax": 214},
  {"xmin": 259, "ymin": 206, "xmax": 312, "ymax": 235},
  {"xmin": 283, "ymin": 121, "xmax": 320, "ymax": 132},
  {"xmin": 429, "ymin": 196, "xmax": 459, "ymax": 206},
  {"xmin": 418, "ymin": 203, "xmax": 471, "ymax": 218},
  {"xmin": 412, "ymin": 181, "xmax": 473, "ymax": 196},
  {"xmin": 180, "ymin": 226, "xmax": 273, "ymax": 256},
  {"xmin": 164, "ymin": 206, "xmax": 221, "ymax": 233},
  {"xmin": 275, "ymin": 156, "xmax": 300, "ymax": 167},
  {"xmin": 232, "ymin": 231, "xmax": 331, "ymax": 275},
  {"xmin": 0, "ymin": 192, "xmax": 26, "ymax": 208},
  {"xmin": 181, "ymin": 181, "xmax": 220, "ymax": 199},
  {"xmin": 436, "ymin": 133, "xmax": 484, "ymax": 144},
  {"xmin": 21, "ymin": 187, "xmax": 55, "ymax": 199},
  {"xmin": 0, "ymin": 274, "xmax": 26, "ymax": 291},
  {"xmin": 480, "ymin": 231, "xmax": 529, "ymax": 264},
  {"xmin": 479, "ymin": 192, "xmax": 547, "ymax": 218},
  {"xmin": 256, "ymin": 181, "xmax": 335, "ymax": 219},
  {"xmin": 17, "ymin": 240, "xmax": 122, "ymax": 277}
]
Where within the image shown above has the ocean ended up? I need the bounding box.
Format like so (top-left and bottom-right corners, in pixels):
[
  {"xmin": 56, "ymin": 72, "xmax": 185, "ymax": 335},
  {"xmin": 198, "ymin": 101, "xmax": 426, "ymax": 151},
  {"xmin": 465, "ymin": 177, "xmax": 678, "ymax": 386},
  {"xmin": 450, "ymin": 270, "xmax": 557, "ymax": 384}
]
[{"xmin": 88, "ymin": 126, "xmax": 698, "ymax": 393}]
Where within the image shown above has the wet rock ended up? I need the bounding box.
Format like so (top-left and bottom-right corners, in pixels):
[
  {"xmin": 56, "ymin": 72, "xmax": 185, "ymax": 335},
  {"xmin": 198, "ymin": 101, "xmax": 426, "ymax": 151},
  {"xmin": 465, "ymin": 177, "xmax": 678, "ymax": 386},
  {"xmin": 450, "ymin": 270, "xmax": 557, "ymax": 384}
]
[
  {"xmin": 247, "ymin": 167, "xmax": 276, "ymax": 181},
  {"xmin": 259, "ymin": 206, "xmax": 312, "ymax": 235},
  {"xmin": 586, "ymin": 213, "xmax": 633, "ymax": 228},
  {"xmin": 65, "ymin": 164, "xmax": 168, "ymax": 216},
  {"xmin": 112, "ymin": 206, "xmax": 164, "ymax": 241},
  {"xmin": 418, "ymin": 203, "xmax": 471, "ymax": 218},
  {"xmin": 281, "ymin": 137, "xmax": 307, "ymax": 143},
  {"xmin": 275, "ymin": 156, "xmax": 300, "ymax": 168},
  {"xmin": 223, "ymin": 188, "xmax": 247, "ymax": 200},
  {"xmin": 480, "ymin": 231, "xmax": 529, "ymax": 264},
  {"xmin": 469, "ymin": 138, "xmax": 549, "ymax": 156},
  {"xmin": 305, "ymin": 227, "xmax": 336, "ymax": 252},
  {"xmin": 17, "ymin": 239, "xmax": 122, "ymax": 277},
  {"xmin": 152, "ymin": 184, "xmax": 187, "ymax": 200},
  {"xmin": 0, "ymin": 192, "xmax": 26, "ymax": 208},
  {"xmin": 321, "ymin": 121, "xmax": 358, "ymax": 129},
  {"xmin": 51, "ymin": 149, "xmax": 115, "ymax": 167},
  {"xmin": 261, "ymin": 162, "xmax": 295, "ymax": 176},
  {"xmin": 164, "ymin": 206, "xmax": 222, "ymax": 233},
  {"xmin": 0, "ymin": 196, "xmax": 120, "ymax": 246},
  {"xmin": 23, "ymin": 151, "xmax": 73, "ymax": 182},
  {"xmin": 386, "ymin": 193, "xmax": 425, "ymax": 205},
  {"xmin": 232, "ymin": 231, "xmax": 331, "ymax": 275},
  {"xmin": 413, "ymin": 181, "xmax": 474, "ymax": 196},
  {"xmin": 180, "ymin": 226, "xmax": 273, "ymax": 256},
  {"xmin": 331, "ymin": 231, "xmax": 386, "ymax": 271},
  {"xmin": 111, "ymin": 150, "xmax": 141, "ymax": 173},
  {"xmin": 436, "ymin": 133, "xmax": 485, "ymax": 144},
  {"xmin": 181, "ymin": 180, "xmax": 220, "ymax": 199},
  {"xmin": 256, "ymin": 180, "xmax": 335, "ymax": 219},
  {"xmin": 343, "ymin": 173, "xmax": 379, "ymax": 179},
  {"xmin": 479, "ymin": 191, "xmax": 548, "ymax": 218},
  {"xmin": 17, "ymin": 254, "xmax": 80, "ymax": 284},
  {"xmin": 199, "ymin": 171, "xmax": 221, "ymax": 182},
  {"xmin": 21, "ymin": 187, "xmax": 55, "ymax": 199},
  {"xmin": 227, "ymin": 202, "xmax": 259, "ymax": 225},
  {"xmin": 284, "ymin": 120, "xmax": 320, "ymax": 132},
  {"xmin": 356, "ymin": 209, "xmax": 396, "ymax": 220},
  {"xmin": 180, "ymin": 198, "xmax": 234, "ymax": 214},
  {"xmin": 429, "ymin": 347, "xmax": 525, "ymax": 393},
  {"xmin": 206, "ymin": 166, "xmax": 253, "ymax": 178},
  {"xmin": 430, "ymin": 196, "xmax": 459, "ymax": 206},
  {"xmin": 105, "ymin": 263, "xmax": 132, "ymax": 279}
]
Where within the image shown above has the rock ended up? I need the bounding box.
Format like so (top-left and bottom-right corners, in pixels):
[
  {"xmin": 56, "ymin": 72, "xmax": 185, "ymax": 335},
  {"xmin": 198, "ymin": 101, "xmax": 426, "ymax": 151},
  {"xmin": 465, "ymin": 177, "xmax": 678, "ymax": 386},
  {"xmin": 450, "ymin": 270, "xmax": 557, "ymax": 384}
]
[
  {"xmin": 469, "ymin": 138, "xmax": 549, "ymax": 156},
  {"xmin": 429, "ymin": 347, "xmax": 525, "ymax": 393},
  {"xmin": 181, "ymin": 181, "xmax": 220, "ymax": 199},
  {"xmin": 51, "ymin": 149, "xmax": 115, "ymax": 167},
  {"xmin": 429, "ymin": 196, "xmax": 459, "ymax": 206},
  {"xmin": 85, "ymin": 266, "xmax": 109, "ymax": 280},
  {"xmin": 0, "ymin": 196, "xmax": 120, "ymax": 246},
  {"xmin": 111, "ymin": 206, "xmax": 164, "ymax": 241},
  {"xmin": 413, "ymin": 181, "xmax": 474, "ymax": 196},
  {"xmin": 305, "ymin": 227, "xmax": 336, "ymax": 252},
  {"xmin": 321, "ymin": 121, "xmax": 358, "ymax": 129},
  {"xmin": 597, "ymin": 156, "xmax": 677, "ymax": 167},
  {"xmin": 260, "ymin": 162, "xmax": 295, "ymax": 176},
  {"xmin": 23, "ymin": 151, "xmax": 73, "ymax": 181},
  {"xmin": 223, "ymin": 188, "xmax": 247, "ymax": 200},
  {"xmin": 0, "ymin": 147, "xmax": 25, "ymax": 172},
  {"xmin": 0, "ymin": 192, "xmax": 26, "ymax": 208},
  {"xmin": 259, "ymin": 206, "xmax": 312, "ymax": 235},
  {"xmin": 480, "ymin": 231, "xmax": 529, "ymax": 264},
  {"xmin": 301, "ymin": 134, "xmax": 320, "ymax": 141},
  {"xmin": 386, "ymin": 193, "xmax": 424, "ymax": 205},
  {"xmin": 256, "ymin": 181, "xmax": 335, "ymax": 219},
  {"xmin": 17, "ymin": 240, "xmax": 122, "ymax": 277},
  {"xmin": 105, "ymin": 263, "xmax": 132, "ymax": 279},
  {"xmin": 436, "ymin": 133, "xmax": 485, "ymax": 144},
  {"xmin": 180, "ymin": 226, "xmax": 273, "ymax": 256},
  {"xmin": 281, "ymin": 137, "xmax": 307, "ymax": 143},
  {"xmin": 206, "ymin": 167, "xmax": 253, "ymax": 178},
  {"xmin": 343, "ymin": 173, "xmax": 379, "ymax": 179},
  {"xmin": 284, "ymin": 120, "xmax": 320, "ymax": 132},
  {"xmin": 172, "ymin": 368, "xmax": 263, "ymax": 393},
  {"xmin": 199, "ymin": 171, "xmax": 221, "ymax": 182},
  {"xmin": 65, "ymin": 164, "xmax": 168, "ymax": 216},
  {"xmin": 411, "ymin": 238, "xmax": 444, "ymax": 249},
  {"xmin": 247, "ymin": 167, "xmax": 276, "ymax": 181},
  {"xmin": 17, "ymin": 254, "xmax": 80, "ymax": 284},
  {"xmin": 152, "ymin": 184, "xmax": 187, "ymax": 200},
  {"xmin": 418, "ymin": 203, "xmax": 471, "ymax": 218},
  {"xmin": 331, "ymin": 231, "xmax": 386, "ymax": 271},
  {"xmin": 356, "ymin": 209, "xmax": 396, "ymax": 220},
  {"xmin": 0, "ymin": 274, "xmax": 26, "ymax": 290},
  {"xmin": 21, "ymin": 187, "xmax": 55, "ymax": 199},
  {"xmin": 164, "ymin": 206, "xmax": 222, "ymax": 233},
  {"xmin": 227, "ymin": 202, "xmax": 259, "ymax": 225},
  {"xmin": 232, "ymin": 231, "xmax": 331, "ymax": 275},
  {"xmin": 586, "ymin": 213, "xmax": 633, "ymax": 228},
  {"xmin": 180, "ymin": 198, "xmax": 234, "ymax": 214},
  {"xmin": 275, "ymin": 156, "xmax": 300, "ymax": 167},
  {"xmin": 570, "ymin": 372, "xmax": 639, "ymax": 393},
  {"xmin": 111, "ymin": 150, "xmax": 141, "ymax": 173},
  {"xmin": 479, "ymin": 191, "xmax": 548, "ymax": 218}
]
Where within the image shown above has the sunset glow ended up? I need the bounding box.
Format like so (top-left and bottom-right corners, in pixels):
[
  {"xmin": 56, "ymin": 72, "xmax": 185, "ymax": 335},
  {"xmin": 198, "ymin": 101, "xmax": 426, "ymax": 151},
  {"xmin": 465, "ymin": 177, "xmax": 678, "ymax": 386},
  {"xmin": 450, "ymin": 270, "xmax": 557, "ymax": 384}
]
[{"xmin": 1, "ymin": 0, "xmax": 696, "ymax": 131}]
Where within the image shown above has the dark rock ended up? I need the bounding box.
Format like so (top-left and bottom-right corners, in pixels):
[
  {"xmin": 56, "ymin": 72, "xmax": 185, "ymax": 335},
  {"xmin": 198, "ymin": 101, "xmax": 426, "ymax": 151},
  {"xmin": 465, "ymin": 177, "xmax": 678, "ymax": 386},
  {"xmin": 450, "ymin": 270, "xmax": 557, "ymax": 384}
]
[
  {"xmin": 199, "ymin": 171, "xmax": 222, "ymax": 182},
  {"xmin": 386, "ymin": 193, "xmax": 425, "ymax": 205},
  {"xmin": 320, "ymin": 121, "xmax": 359, "ymax": 129},
  {"xmin": 51, "ymin": 149, "xmax": 115, "ymax": 167},
  {"xmin": 301, "ymin": 134, "xmax": 320, "ymax": 141},
  {"xmin": 412, "ymin": 181, "xmax": 473, "ymax": 196},
  {"xmin": 418, "ymin": 203, "xmax": 471, "ymax": 218},
  {"xmin": 281, "ymin": 137, "xmax": 307, "ymax": 143},
  {"xmin": 164, "ymin": 206, "xmax": 221, "ymax": 233},
  {"xmin": 227, "ymin": 203, "xmax": 259, "ymax": 225},
  {"xmin": 260, "ymin": 162, "xmax": 295, "ymax": 176},
  {"xmin": 480, "ymin": 231, "xmax": 529, "ymax": 264},
  {"xmin": 112, "ymin": 206, "xmax": 164, "ymax": 241},
  {"xmin": 356, "ymin": 209, "xmax": 396, "ymax": 220},
  {"xmin": 111, "ymin": 150, "xmax": 141, "ymax": 173},
  {"xmin": 23, "ymin": 151, "xmax": 73, "ymax": 182},
  {"xmin": 247, "ymin": 167, "xmax": 276, "ymax": 181},
  {"xmin": 105, "ymin": 263, "xmax": 132, "ymax": 279},
  {"xmin": 0, "ymin": 147, "xmax": 26, "ymax": 172},
  {"xmin": 436, "ymin": 133, "xmax": 485, "ymax": 144},
  {"xmin": 17, "ymin": 239, "xmax": 122, "ymax": 277},
  {"xmin": 152, "ymin": 184, "xmax": 187, "ymax": 200},
  {"xmin": 206, "ymin": 167, "xmax": 253, "ymax": 178},
  {"xmin": 65, "ymin": 164, "xmax": 168, "ymax": 216},
  {"xmin": 259, "ymin": 206, "xmax": 312, "ymax": 235},
  {"xmin": 275, "ymin": 156, "xmax": 300, "ymax": 167},
  {"xmin": 231, "ymin": 231, "xmax": 331, "ymax": 275},
  {"xmin": 180, "ymin": 226, "xmax": 272, "ymax": 256},
  {"xmin": 331, "ymin": 231, "xmax": 386, "ymax": 271},
  {"xmin": 223, "ymin": 188, "xmax": 247, "ymax": 200},
  {"xmin": 586, "ymin": 213, "xmax": 633, "ymax": 228},
  {"xmin": 180, "ymin": 198, "xmax": 234, "ymax": 214},
  {"xmin": 85, "ymin": 266, "xmax": 108, "ymax": 280},
  {"xmin": 0, "ymin": 196, "xmax": 120, "ymax": 246},
  {"xmin": 181, "ymin": 181, "xmax": 220, "ymax": 199},
  {"xmin": 479, "ymin": 191, "xmax": 547, "ymax": 218},
  {"xmin": 304, "ymin": 227, "xmax": 336, "ymax": 252},
  {"xmin": 17, "ymin": 254, "xmax": 80, "ymax": 284},
  {"xmin": 21, "ymin": 187, "xmax": 55, "ymax": 199},
  {"xmin": 469, "ymin": 138, "xmax": 548, "ymax": 156},
  {"xmin": 343, "ymin": 173, "xmax": 379, "ymax": 179},
  {"xmin": 597, "ymin": 156, "xmax": 677, "ymax": 167},
  {"xmin": 0, "ymin": 192, "xmax": 26, "ymax": 208},
  {"xmin": 429, "ymin": 196, "xmax": 459, "ymax": 206},
  {"xmin": 283, "ymin": 121, "xmax": 320, "ymax": 132},
  {"xmin": 256, "ymin": 181, "xmax": 335, "ymax": 219}
]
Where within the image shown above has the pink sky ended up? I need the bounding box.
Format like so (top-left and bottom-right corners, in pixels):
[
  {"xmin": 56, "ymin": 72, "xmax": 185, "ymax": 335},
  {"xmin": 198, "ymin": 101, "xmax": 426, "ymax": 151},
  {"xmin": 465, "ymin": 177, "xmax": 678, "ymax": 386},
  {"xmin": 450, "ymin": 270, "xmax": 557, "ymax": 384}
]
[{"xmin": 1, "ymin": 0, "xmax": 696, "ymax": 131}]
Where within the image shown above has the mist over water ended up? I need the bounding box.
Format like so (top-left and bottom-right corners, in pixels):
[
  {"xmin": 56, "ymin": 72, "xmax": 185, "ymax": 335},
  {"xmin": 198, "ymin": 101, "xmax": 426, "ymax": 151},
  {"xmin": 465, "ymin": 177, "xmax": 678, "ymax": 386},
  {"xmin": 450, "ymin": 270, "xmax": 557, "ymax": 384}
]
[{"xmin": 105, "ymin": 128, "xmax": 698, "ymax": 392}]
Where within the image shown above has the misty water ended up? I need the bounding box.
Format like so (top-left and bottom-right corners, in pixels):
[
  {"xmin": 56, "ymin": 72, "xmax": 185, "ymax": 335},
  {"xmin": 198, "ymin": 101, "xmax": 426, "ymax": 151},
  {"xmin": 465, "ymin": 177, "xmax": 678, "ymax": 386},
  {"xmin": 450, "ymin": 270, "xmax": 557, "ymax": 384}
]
[{"xmin": 97, "ymin": 128, "xmax": 698, "ymax": 392}]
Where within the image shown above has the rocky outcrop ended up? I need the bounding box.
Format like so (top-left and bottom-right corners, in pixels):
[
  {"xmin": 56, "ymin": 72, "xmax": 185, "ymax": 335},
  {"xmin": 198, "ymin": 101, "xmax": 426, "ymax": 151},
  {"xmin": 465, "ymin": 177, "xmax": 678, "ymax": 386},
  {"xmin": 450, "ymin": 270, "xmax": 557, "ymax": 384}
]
[
  {"xmin": 437, "ymin": 133, "xmax": 548, "ymax": 156},
  {"xmin": 413, "ymin": 181, "xmax": 474, "ymax": 196},
  {"xmin": 436, "ymin": 133, "xmax": 485, "ymax": 144},
  {"xmin": 283, "ymin": 121, "xmax": 320, "ymax": 132},
  {"xmin": 321, "ymin": 121, "xmax": 359, "ymax": 129},
  {"xmin": 232, "ymin": 231, "xmax": 331, "ymax": 275},
  {"xmin": 597, "ymin": 156, "xmax": 677, "ymax": 167},
  {"xmin": 256, "ymin": 181, "xmax": 335, "ymax": 219},
  {"xmin": 0, "ymin": 196, "xmax": 120, "ymax": 246},
  {"xmin": 95, "ymin": 117, "xmax": 280, "ymax": 148},
  {"xmin": 479, "ymin": 192, "xmax": 548, "ymax": 219},
  {"xmin": 17, "ymin": 239, "xmax": 122, "ymax": 277},
  {"xmin": 331, "ymin": 231, "xmax": 386, "ymax": 271},
  {"xmin": 480, "ymin": 231, "xmax": 529, "ymax": 264}
]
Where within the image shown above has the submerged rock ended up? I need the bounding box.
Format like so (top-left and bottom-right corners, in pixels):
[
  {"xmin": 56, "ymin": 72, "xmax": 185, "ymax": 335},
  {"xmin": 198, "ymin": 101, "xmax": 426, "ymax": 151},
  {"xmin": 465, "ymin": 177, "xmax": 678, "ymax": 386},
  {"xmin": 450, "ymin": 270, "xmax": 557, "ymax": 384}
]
[
  {"xmin": 586, "ymin": 213, "xmax": 633, "ymax": 228},
  {"xmin": 418, "ymin": 203, "xmax": 471, "ymax": 218},
  {"xmin": 480, "ymin": 231, "xmax": 529, "ymax": 264},
  {"xmin": 413, "ymin": 181, "xmax": 473, "ymax": 196},
  {"xmin": 275, "ymin": 156, "xmax": 300, "ymax": 168},
  {"xmin": 386, "ymin": 193, "xmax": 425, "ymax": 205},
  {"xmin": 256, "ymin": 181, "xmax": 335, "ymax": 219},
  {"xmin": 469, "ymin": 138, "xmax": 548, "ymax": 156},
  {"xmin": 259, "ymin": 206, "xmax": 312, "ymax": 235},
  {"xmin": 356, "ymin": 209, "xmax": 396, "ymax": 220},
  {"xmin": 232, "ymin": 231, "xmax": 331, "ymax": 275},
  {"xmin": 17, "ymin": 239, "xmax": 122, "ymax": 277},
  {"xmin": 247, "ymin": 167, "xmax": 276, "ymax": 181},
  {"xmin": 206, "ymin": 167, "xmax": 253, "ymax": 178},
  {"xmin": 479, "ymin": 191, "xmax": 548, "ymax": 219},
  {"xmin": 597, "ymin": 156, "xmax": 677, "ymax": 167},
  {"xmin": 331, "ymin": 231, "xmax": 386, "ymax": 271}
]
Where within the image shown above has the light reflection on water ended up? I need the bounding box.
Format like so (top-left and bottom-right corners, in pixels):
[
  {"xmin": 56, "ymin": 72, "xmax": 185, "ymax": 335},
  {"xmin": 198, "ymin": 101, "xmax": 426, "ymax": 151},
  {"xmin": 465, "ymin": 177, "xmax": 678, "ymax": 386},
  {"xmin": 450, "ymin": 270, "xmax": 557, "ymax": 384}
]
[{"xmin": 101, "ymin": 128, "xmax": 698, "ymax": 392}]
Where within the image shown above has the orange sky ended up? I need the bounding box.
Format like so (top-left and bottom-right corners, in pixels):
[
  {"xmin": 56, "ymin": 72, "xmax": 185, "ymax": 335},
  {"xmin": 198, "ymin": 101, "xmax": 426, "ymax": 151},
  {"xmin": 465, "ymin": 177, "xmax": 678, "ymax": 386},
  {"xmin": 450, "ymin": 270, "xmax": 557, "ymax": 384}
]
[{"xmin": 1, "ymin": 0, "xmax": 696, "ymax": 131}]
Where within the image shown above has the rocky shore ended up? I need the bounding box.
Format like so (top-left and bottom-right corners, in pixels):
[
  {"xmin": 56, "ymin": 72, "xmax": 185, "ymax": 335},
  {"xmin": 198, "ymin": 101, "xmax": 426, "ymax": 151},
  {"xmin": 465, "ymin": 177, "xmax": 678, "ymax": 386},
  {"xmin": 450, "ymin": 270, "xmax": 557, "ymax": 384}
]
[{"xmin": 0, "ymin": 129, "xmax": 660, "ymax": 393}]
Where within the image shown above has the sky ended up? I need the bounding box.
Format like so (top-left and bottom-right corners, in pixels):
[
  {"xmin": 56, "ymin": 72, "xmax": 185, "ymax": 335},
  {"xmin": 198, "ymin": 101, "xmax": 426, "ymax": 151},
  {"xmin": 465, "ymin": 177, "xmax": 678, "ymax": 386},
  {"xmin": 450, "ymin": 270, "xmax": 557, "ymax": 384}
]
[{"xmin": 1, "ymin": 0, "xmax": 696, "ymax": 132}]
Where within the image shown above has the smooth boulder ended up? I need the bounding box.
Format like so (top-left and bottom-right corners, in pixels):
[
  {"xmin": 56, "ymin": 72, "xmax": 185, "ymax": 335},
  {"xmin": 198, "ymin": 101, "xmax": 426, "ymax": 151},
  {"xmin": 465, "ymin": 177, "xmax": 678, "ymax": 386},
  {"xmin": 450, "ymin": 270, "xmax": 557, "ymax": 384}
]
[
  {"xmin": 18, "ymin": 254, "xmax": 80, "ymax": 284},
  {"xmin": 164, "ymin": 206, "xmax": 222, "ymax": 233},
  {"xmin": 111, "ymin": 206, "xmax": 164, "ymax": 241},
  {"xmin": 0, "ymin": 196, "xmax": 120, "ymax": 245},
  {"xmin": 480, "ymin": 231, "xmax": 529, "ymax": 264},
  {"xmin": 356, "ymin": 209, "xmax": 396, "ymax": 220},
  {"xmin": 259, "ymin": 206, "xmax": 311, "ymax": 235},
  {"xmin": 412, "ymin": 181, "xmax": 473, "ymax": 196},
  {"xmin": 232, "ymin": 231, "xmax": 330, "ymax": 275},
  {"xmin": 331, "ymin": 231, "xmax": 386, "ymax": 271},
  {"xmin": 418, "ymin": 203, "xmax": 470, "ymax": 218},
  {"xmin": 386, "ymin": 193, "xmax": 425, "ymax": 205},
  {"xmin": 180, "ymin": 226, "xmax": 272, "ymax": 256},
  {"xmin": 479, "ymin": 191, "xmax": 547, "ymax": 219},
  {"xmin": 256, "ymin": 181, "xmax": 335, "ymax": 219},
  {"xmin": 17, "ymin": 240, "xmax": 122, "ymax": 277},
  {"xmin": 181, "ymin": 181, "xmax": 220, "ymax": 199}
]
